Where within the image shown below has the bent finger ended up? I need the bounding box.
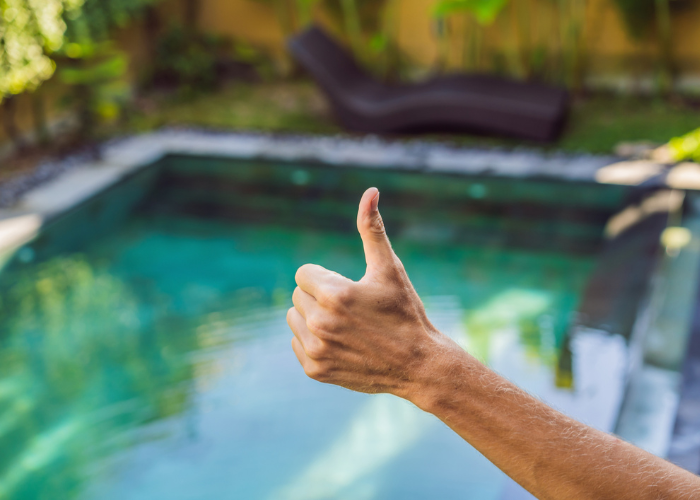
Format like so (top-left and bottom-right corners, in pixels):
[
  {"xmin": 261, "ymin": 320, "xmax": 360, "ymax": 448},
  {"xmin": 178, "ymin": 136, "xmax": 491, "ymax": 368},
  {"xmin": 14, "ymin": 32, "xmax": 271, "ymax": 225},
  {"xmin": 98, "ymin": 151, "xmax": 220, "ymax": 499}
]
[
  {"xmin": 287, "ymin": 307, "xmax": 321, "ymax": 356},
  {"xmin": 295, "ymin": 263, "xmax": 351, "ymax": 299},
  {"xmin": 291, "ymin": 336, "xmax": 309, "ymax": 368},
  {"xmin": 292, "ymin": 286, "xmax": 317, "ymax": 319}
]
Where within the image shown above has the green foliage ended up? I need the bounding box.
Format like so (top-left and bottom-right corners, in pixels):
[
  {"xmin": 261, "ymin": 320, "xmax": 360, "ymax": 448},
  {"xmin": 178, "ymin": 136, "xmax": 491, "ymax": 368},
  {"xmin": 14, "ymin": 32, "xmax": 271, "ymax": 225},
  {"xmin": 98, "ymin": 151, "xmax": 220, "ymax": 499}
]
[
  {"xmin": 0, "ymin": 0, "xmax": 158, "ymax": 100},
  {"xmin": 60, "ymin": 46, "xmax": 127, "ymax": 85},
  {"xmin": 668, "ymin": 127, "xmax": 700, "ymax": 163},
  {"xmin": 0, "ymin": 0, "xmax": 82, "ymax": 99},
  {"xmin": 151, "ymin": 25, "xmax": 225, "ymax": 95},
  {"xmin": 555, "ymin": 0, "xmax": 588, "ymax": 90},
  {"xmin": 321, "ymin": 0, "xmax": 403, "ymax": 79},
  {"xmin": 232, "ymin": 40, "xmax": 277, "ymax": 81},
  {"xmin": 62, "ymin": 0, "xmax": 161, "ymax": 43},
  {"xmin": 612, "ymin": 0, "xmax": 675, "ymax": 93},
  {"xmin": 298, "ymin": 0, "xmax": 323, "ymax": 26},
  {"xmin": 432, "ymin": 0, "xmax": 509, "ymax": 25},
  {"xmin": 0, "ymin": 0, "xmax": 161, "ymax": 149},
  {"xmin": 431, "ymin": 0, "xmax": 509, "ymax": 73},
  {"xmin": 58, "ymin": 42, "xmax": 130, "ymax": 145},
  {"xmin": 612, "ymin": 0, "xmax": 656, "ymax": 40},
  {"xmin": 56, "ymin": 0, "xmax": 163, "ymax": 144},
  {"xmin": 150, "ymin": 25, "xmax": 275, "ymax": 94}
]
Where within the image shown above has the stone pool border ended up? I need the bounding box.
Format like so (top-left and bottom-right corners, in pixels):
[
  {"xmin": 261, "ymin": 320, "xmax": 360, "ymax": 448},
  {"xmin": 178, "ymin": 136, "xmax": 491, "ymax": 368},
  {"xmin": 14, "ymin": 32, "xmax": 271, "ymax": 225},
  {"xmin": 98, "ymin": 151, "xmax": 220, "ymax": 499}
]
[
  {"xmin": 2, "ymin": 129, "xmax": 700, "ymax": 466},
  {"xmin": 5, "ymin": 128, "xmax": 700, "ymax": 234}
]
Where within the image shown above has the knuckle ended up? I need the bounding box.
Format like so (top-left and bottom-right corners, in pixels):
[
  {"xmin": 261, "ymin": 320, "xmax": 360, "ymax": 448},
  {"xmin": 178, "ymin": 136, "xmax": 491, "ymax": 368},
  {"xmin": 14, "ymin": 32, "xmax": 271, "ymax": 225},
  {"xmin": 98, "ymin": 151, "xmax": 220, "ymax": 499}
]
[
  {"xmin": 286, "ymin": 307, "xmax": 295, "ymax": 324},
  {"xmin": 369, "ymin": 214, "xmax": 386, "ymax": 236},
  {"xmin": 314, "ymin": 288, "xmax": 333, "ymax": 307},
  {"xmin": 333, "ymin": 286, "xmax": 354, "ymax": 307},
  {"xmin": 304, "ymin": 338, "xmax": 328, "ymax": 360},
  {"xmin": 305, "ymin": 362, "xmax": 328, "ymax": 381},
  {"xmin": 317, "ymin": 285, "xmax": 354, "ymax": 310},
  {"xmin": 306, "ymin": 314, "xmax": 335, "ymax": 338}
]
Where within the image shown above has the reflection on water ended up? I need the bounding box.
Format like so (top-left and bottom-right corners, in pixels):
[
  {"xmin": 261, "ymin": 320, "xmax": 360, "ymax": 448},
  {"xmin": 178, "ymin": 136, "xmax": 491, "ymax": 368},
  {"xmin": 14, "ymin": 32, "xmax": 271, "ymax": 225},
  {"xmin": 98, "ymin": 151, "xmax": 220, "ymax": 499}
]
[
  {"xmin": 272, "ymin": 396, "xmax": 430, "ymax": 500},
  {"xmin": 462, "ymin": 289, "xmax": 554, "ymax": 365},
  {"xmin": 0, "ymin": 257, "xmax": 199, "ymax": 500},
  {"xmin": 0, "ymin": 216, "xmax": 594, "ymax": 500}
]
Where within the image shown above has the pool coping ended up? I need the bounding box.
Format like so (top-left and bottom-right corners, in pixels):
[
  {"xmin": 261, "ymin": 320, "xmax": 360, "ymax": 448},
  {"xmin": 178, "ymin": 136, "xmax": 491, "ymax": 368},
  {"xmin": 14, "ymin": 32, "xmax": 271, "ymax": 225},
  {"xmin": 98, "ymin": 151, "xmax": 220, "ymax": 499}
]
[
  {"xmin": 1, "ymin": 129, "xmax": 700, "ymax": 468},
  {"xmin": 3, "ymin": 129, "xmax": 697, "ymax": 256}
]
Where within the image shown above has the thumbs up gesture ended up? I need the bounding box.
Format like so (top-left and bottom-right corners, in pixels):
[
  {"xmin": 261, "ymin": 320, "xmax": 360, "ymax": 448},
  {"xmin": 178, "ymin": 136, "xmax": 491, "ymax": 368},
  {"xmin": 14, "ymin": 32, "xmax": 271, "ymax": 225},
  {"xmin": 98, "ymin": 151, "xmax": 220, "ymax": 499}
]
[{"xmin": 288, "ymin": 188, "xmax": 461, "ymax": 403}]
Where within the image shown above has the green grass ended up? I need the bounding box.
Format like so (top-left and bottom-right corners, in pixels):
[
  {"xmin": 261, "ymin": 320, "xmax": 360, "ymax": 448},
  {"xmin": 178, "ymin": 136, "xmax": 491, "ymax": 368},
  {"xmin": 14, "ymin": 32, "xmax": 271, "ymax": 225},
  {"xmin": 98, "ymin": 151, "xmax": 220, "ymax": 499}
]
[
  {"xmin": 127, "ymin": 81, "xmax": 339, "ymax": 135},
  {"xmin": 560, "ymin": 95, "xmax": 700, "ymax": 153},
  {"xmin": 123, "ymin": 81, "xmax": 700, "ymax": 155}
]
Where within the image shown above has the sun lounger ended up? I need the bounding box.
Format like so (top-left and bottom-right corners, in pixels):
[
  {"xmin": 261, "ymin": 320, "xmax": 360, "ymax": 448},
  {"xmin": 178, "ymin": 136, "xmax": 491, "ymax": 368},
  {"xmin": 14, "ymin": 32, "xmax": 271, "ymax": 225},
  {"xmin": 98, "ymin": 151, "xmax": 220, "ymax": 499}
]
[{"xmin": 287, "ymin": 26, "xmax": 569, "ymax": 141}]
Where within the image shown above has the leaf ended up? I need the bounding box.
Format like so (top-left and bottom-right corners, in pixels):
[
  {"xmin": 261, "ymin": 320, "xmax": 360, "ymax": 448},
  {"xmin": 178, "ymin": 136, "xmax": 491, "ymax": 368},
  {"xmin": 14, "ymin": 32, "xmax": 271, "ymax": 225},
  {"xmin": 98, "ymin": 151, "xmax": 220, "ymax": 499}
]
[
  {"xmin": 669, "ymin": 128, "xmax": 700, "ymax": 162},
  {"xmin": 59, "ymin": 55, "xmax": 127, "ymax": 85},
  {"xmin": 432, "ymin": 0, "xmax": 509, "ymax": 25},
  {"xmin": 369, "ymin": 33, "xmax": 388, "ymax": 53}
]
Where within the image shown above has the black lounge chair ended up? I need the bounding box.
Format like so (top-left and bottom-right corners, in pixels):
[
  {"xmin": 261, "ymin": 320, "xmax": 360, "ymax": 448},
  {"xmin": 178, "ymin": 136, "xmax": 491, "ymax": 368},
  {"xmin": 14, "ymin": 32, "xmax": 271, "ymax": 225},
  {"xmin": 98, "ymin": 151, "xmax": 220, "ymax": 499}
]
[{"xmin": 287, "ymin": 26, "xmax": 569, "ymax": 142}]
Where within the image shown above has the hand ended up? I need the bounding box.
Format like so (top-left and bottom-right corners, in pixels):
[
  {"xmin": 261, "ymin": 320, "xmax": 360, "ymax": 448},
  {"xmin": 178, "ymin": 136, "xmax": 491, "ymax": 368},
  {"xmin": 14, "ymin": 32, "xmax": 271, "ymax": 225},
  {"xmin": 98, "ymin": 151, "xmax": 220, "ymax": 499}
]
[
  {"xmin": 289, "ymin": 190, "xmax": 700, "ymax": 500},
  {"xmin": 287, "ymin": 187, "xmax": 462, "ymax": 403}
]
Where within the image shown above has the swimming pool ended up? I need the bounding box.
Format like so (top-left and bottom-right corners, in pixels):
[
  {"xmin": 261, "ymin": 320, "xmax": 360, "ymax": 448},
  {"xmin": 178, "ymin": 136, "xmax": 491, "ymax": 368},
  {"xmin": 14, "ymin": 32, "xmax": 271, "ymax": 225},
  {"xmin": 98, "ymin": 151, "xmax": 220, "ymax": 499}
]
[{"xmin": 0, "ymin": 153, "xmax": 677, "ymax": 499}]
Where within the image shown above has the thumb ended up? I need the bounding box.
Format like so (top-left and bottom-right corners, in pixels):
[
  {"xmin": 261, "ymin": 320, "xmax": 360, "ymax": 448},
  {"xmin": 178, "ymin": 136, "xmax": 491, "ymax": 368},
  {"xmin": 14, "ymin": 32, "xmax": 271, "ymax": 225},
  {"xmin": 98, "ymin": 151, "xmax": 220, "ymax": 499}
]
[{"xmin": 357, "ymin": 187, "xmax": 396, "ymax": 275}]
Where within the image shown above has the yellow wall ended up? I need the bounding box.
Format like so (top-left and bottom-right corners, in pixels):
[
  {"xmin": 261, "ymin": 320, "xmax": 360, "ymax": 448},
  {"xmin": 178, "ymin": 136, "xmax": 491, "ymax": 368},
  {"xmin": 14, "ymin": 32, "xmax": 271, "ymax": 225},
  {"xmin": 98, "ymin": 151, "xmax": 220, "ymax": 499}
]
[
  {"xmin": 188, "ymin": 0, "xmax": 700, "ymax": 85},
  {"xmin": 390, "ymin": 0, "xmax": 700, "ymax": 81},
  {"xmin": 199, "ymin": 0, "xmax": 284, "ymax": 53}
]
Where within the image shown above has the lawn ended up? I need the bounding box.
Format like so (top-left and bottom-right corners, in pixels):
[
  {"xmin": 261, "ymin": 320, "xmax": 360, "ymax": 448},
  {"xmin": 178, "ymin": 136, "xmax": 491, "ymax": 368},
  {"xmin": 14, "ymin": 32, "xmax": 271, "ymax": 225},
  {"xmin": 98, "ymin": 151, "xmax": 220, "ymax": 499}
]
[
  {"xmin": 128, "ymin": 82, "xmax": 338, "ymax": 136},
  {"xmin": 125, "ymin": 81, "xmax": 700, "ymax": 154},
  {"xmin": 560, "ymin": 95, "xmax": 700, "ymax": 153}
]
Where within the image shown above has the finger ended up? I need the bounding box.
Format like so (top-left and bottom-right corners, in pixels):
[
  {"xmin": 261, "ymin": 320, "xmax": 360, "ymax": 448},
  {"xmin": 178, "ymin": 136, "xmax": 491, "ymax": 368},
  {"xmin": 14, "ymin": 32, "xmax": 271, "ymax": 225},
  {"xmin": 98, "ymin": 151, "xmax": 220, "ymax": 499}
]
[
  {"xmin": 286, "ymin": 307, "xmax": 319, "ymax": 356},
  {"xmin": 356, "ymin": 187, "xmax": 396, "ymax": 276},
  {"xmin": 291, "ymin": 336, "xmax": 309, "ymax": 368},
  {"xmin": 292, "ymin": 286, "xmax": 317, "ymax": 319},
  {"xmin": 295, "ymin": 263, "xmax": 350, "ymax": 298}
]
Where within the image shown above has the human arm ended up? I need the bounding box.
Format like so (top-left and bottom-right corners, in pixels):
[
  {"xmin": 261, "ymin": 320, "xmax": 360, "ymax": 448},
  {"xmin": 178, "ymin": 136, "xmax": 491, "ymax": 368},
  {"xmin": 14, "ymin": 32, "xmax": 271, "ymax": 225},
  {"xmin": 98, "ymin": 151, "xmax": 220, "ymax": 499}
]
[{"xmin": 287, "ymin": 187, "xmax": 700, "ymax": 500}]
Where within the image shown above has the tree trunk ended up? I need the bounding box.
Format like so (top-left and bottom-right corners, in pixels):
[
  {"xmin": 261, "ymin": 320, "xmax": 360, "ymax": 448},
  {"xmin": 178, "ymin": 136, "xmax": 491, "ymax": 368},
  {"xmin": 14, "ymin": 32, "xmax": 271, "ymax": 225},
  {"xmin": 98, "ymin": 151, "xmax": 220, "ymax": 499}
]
[
  {"xmin": 1, "ymin": 96, "xmax": 24, "ymax": 151},
  {"xmin": 433, "ymin": 17, "xmax": 450, "ymax": 74},
  {"xmin": 340, "ymin": 0, "xmax": 363, "ymax": 59},
  {"xmin": 184, "ymin": 0, "xmax": 200, "ymax": 34},
  {"xmin": 379, "ymin": 0, "xmax": 401, "ymax": 81},
  {"xmin": 144, "ymin": 6, "xmax": 160, "ymax": 63},
  {"xmin": 513, "ymin": 0, "xmax": 532, "ymax": 79},
  {"xmin": 655, "ymin": 0, "xmax": 674, "ymax": 95},
  {"xmin": 31, "ymin": 90, "xmax": 50, "ymax": 146}
]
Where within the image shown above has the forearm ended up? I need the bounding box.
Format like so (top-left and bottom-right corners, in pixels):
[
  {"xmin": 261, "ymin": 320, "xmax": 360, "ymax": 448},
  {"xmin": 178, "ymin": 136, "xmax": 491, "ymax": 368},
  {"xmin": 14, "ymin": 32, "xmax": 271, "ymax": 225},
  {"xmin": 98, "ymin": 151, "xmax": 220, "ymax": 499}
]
[{"xmin": 409, "ymin": 345, "xmax": 700, "ymax": 500}]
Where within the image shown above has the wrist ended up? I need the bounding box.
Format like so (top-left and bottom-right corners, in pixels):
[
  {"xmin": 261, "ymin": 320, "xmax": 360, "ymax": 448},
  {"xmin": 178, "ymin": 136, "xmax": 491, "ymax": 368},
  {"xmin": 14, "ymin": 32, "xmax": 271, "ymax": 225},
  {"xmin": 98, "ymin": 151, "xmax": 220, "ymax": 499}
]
[{"xmin": 402, "ymin": 334, "xmax": 475, "ymax": 414}]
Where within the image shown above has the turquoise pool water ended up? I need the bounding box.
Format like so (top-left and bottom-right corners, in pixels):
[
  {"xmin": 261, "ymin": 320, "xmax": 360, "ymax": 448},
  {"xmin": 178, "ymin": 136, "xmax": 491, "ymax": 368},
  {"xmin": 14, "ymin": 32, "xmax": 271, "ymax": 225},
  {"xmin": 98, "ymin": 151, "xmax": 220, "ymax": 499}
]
[{"xmin": 0, "ymin": 204, "xmax": 595, "ymax": 500}]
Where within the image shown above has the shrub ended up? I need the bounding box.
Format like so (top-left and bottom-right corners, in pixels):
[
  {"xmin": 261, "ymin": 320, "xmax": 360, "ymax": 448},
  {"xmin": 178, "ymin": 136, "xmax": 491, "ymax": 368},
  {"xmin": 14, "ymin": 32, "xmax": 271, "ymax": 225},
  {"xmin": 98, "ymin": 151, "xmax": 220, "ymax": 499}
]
[
  {"xmin": 150, "ymin": 26, "xmax": 224, "ymax": 96},
  {"xmin": 668, "ymin": 128, "xmax": 700, "ymax": 163}
]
